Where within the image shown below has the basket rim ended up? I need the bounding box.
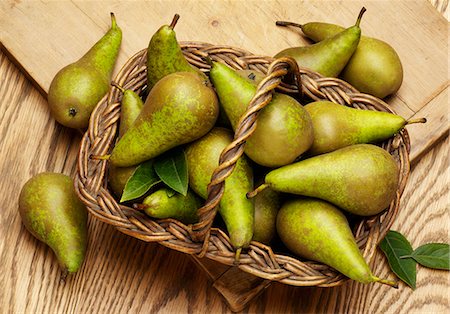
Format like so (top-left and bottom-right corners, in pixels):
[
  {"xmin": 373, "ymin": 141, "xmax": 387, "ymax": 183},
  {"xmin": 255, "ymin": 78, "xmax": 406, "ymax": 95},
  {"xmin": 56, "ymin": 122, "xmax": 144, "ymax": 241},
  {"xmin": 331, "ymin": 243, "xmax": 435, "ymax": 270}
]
[{"xmin": 75, "ymin": 41, "xmax": 411, "ymax": 288}]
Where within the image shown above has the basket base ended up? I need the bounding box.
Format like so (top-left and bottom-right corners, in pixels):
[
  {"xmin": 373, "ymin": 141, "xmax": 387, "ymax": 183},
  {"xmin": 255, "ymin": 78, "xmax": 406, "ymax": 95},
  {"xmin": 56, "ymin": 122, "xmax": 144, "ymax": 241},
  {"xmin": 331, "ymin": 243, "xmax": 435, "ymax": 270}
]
[{"xmin": 191, "ymin": 256, "xmax": 272, "ymax": 312}]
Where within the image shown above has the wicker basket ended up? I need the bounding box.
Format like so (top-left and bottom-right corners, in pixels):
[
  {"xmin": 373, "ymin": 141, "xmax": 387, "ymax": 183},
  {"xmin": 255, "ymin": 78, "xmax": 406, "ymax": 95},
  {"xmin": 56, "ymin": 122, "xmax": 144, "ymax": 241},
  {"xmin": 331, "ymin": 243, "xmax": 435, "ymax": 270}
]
[{"xmin": 75, "ymin": 42, "xmax": 410, "ymax": 287}]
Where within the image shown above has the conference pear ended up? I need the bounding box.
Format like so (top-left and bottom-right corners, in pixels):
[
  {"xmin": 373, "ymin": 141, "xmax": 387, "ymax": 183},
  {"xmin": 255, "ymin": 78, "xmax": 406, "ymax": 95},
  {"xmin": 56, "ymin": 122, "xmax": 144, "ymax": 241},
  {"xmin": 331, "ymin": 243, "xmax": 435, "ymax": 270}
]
[
  {"xmin": 249, "ymin": 144, "xmax": 399, "ymax": 216},
  {"xmin": 18, "ymin": 173, "xmax": 88, "ymax": 275},
  {"xmin": 274, "ymin": 8, "xmax": 365, "ymax": 77},
  {"xmin": 276, "ymin": 19, "xmax": 403, "ymax": 98},
  {"xmin": 305, "ymin": 101, "xmax": 426, "ymax": 155},
  {"xmin": 48, "ymin": 13, "xmax": 122, "ymax": 129},
  {"xmin": 147, "ymin": 14, "xmax": 207, "ymax": 90},
  {"xmin": 134, "ymin": 188, "xmax": 202, "ymax": 224},
  {"xmin": 110, "ymin": 72, "xmax": 219, "ymax": 167},
  {"xmin": 236, "ymin": 69, "xmax": 266, "ymax": 85},
  {"xmin": 276, "ymin": 197, "xmax": 396, "ymax": 286},
  {"xmin": 185, "ymin": 128, "xmax": 254, "ymax": 250},
  {"xmin": 253, "ymin": 185, "xmax": 281, "ymax": 244},
  {"xmin": 209, "ymin": 61, "xmax": 314, "ymax": 167},
  {"xmin": 108, "ymin": 83, "xmax": 144, "ymax": 197}
]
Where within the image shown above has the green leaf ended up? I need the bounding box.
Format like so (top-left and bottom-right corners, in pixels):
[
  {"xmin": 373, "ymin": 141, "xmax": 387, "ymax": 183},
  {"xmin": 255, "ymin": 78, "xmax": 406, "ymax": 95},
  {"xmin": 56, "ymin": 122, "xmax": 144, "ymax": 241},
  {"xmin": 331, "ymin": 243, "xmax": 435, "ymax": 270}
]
[
  {"xmin": 409, "ymin": 243, "xmax": 449, "ymax": 270},
  {"xmin": 166, "ymin": 188, "xmax": 177, "ymax": 198},
  {"xmin": 120, "ymin": 160, "xmax": 161, "ymax": 202},
  {"xmin": 379, "ymin": 230, "xmax": 417, "ymax": 289},
  {"xmin": 154, "ymin": 148, "xmax": 188, "ymax": 196}
]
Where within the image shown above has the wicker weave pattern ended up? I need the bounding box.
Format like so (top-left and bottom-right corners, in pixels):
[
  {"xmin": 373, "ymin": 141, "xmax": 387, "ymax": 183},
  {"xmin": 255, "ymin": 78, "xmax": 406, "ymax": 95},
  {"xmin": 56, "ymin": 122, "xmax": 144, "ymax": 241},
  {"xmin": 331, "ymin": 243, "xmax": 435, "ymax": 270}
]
[{"xmin": 75, "ymin": 42, "xmax": 410, "ymax": 287}]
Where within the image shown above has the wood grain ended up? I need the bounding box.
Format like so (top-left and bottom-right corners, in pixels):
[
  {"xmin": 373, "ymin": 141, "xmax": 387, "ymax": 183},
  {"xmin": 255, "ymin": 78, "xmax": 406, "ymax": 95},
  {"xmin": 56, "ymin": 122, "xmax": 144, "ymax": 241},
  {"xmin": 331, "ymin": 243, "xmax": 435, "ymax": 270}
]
[
  {"xmin": 0, "ymin": 0, "xmax": 448, "ymax": 161},
  {"xmin": 0, "ymin": 1, "xmax": 449, "ymax": 313}
]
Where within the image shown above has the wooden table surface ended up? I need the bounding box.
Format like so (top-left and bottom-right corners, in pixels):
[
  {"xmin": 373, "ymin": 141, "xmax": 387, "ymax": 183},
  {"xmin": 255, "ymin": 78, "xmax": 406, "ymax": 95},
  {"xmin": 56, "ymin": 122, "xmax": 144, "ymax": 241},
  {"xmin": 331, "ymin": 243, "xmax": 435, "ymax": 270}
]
[{"xmin": 1, "ymin": 1, "xmax": 449, "ymax": 313}]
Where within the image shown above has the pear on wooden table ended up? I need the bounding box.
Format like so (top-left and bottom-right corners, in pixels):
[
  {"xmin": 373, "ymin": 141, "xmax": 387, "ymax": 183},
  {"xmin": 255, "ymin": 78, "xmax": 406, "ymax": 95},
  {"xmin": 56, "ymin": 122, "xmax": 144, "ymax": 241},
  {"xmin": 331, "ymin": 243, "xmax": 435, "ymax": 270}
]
[
  {"xmin": 48, "ymin": 13, "xmax": 122, "ymax": 129},
  {"xmin": 108, "ymin": 83, "xmax": 144, "ymax": 198},
  {"xmin": 274, "ymin": 8, "xmax": 365, "ymax": 77},
  {"xmin": 209, "ymin": 61, "xmax": 314, "ymax": 168},
  {"xmin": 277, "ymin": 19, "xmax": 403, "ymax": 98},
  {"xmin": 305, "ymin": 101, "xmax": 426, "ymax": 156},
  {"xmin": 276, "ymin": 197, "xmax": 397, "ymax": 286},
  {"xmin": 18, "ymin": 173, "xmax": 88, "ymax": 275},
  {"xmin": 134, "ymin": 188, "xmax": 202, "ymax": 224},
  {"xmin": 147, "ymin": 14, "xmax": 207, "ymax": 90},
  {"xmin": 110, "ymin": 71, "xmax": 219, "ymax": 167},
  {"xmin": 185, "ymin": 127, "xmax": 254, "ymax": 250},
  {"xmin": 251, "ymin": 144, "xmax": 399, "ymax": 216}
]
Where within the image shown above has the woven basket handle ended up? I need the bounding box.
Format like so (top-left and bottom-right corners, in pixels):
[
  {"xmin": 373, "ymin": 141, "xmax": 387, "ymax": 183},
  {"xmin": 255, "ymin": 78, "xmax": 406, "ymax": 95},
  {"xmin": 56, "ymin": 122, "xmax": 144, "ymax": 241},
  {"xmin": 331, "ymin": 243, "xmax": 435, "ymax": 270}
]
[{"xmin": 190, "ymin": 57, "xmax": 301, "ymax": 257}]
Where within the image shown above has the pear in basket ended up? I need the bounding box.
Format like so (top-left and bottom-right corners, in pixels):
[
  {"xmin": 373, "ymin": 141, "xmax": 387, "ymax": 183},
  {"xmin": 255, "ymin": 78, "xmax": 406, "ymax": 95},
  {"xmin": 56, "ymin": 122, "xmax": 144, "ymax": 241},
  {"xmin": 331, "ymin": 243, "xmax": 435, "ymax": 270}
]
[
  {"xmin": 304, "ymin": 101, "xmax": 426, "ymax": 156},
  {"xmin": 274, "ymin": 7, "xmax": 365, "ymax": 77},
  {"xmin": 110, "ymin": 72, "xmax": 219, "ymax": 167},
  {"xmin": 249, "ymin": 144, "xmax": 399, "ymax": 216},
  {"xmin": 146, "ymin": 14, "xmax": 207, "ymax": 90},
  {"xmin": 209, "ymin": 61, "xmax": 314, "ymax": 168},
  {"xmin": 277, "ymin": 197, "xmax": 397, "ymax": 286},
  {"xmin": 277, "ymin": 17, "xmax": 403, "ymax": 98},
  {"xmin": 186, "ymin": 128, "xmax": 254, "ymax": 252}
]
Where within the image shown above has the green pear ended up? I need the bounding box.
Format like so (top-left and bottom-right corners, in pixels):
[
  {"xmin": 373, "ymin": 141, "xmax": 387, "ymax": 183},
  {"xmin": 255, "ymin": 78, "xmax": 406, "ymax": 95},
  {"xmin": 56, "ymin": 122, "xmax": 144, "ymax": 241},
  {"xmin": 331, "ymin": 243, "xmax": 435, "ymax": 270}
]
[
  {"xmin": 110, "ymin": 72, "xmax": 219, "ymax": 167},
  {"xmin": 108, "ymin": 84, "xmax": 144, "ymax": 197},
  {"xmin": 147, "ymin": 14, "xmax": 207, "ymax": 90},
  {"xmin": 253, "ymin": 185, "xmax": 281, "ymax": 245},
  {"xmin": 134, "ymin": 188, "xmax": 202, "ymax": 224},
  {"xmin": 277, "ymin": 197, "xmax": 396, "ymax": 286},
  {"xmin": 274, "ymin": 8, "xmax": 365, "ymax": 77},
  {"xmin": 185, "ymin": 127, "xmax": 254, "ymax": 250},
  {"xmin": 305, "ymin": 101, "xmax": 426, "ymax": 155},
  {"xmin": 251, "ymin": 144, "xmax": 399, "ymax": 216},
  {"xmin": 48, "ymin": 13, "xmax": 122, "ymax": 129},
  {"xmin": 276, "ymin": 20, "xmax": 403, "ymax": 98},
  {"xmin": 209, "ymin": 61, "xmax": 314, "ymax": 168},
  {"xmin": 18, "ymin": 173, "xmax": 88, "ymax": 274}
]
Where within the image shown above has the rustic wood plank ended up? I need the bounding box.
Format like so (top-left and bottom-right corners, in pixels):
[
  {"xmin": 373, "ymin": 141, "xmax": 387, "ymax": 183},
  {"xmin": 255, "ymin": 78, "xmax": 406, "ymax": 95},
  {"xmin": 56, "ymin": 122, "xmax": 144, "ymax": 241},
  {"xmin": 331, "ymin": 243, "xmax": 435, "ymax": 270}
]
[{"xmin": 0, "ymin": 0, "xmax": 448, "ymax": 160}]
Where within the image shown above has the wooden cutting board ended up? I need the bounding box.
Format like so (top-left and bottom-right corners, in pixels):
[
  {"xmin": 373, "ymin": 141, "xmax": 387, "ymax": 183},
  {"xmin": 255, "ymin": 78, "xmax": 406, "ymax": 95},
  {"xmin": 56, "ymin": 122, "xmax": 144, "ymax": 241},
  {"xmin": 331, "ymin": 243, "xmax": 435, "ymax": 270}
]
[
  {"xmin": 0, "ymin": 0, "xmax": 448, "ymax": 311},
  {"xmin": 0, "ymin": 0, "xmax": 448, "ymax": 162}
]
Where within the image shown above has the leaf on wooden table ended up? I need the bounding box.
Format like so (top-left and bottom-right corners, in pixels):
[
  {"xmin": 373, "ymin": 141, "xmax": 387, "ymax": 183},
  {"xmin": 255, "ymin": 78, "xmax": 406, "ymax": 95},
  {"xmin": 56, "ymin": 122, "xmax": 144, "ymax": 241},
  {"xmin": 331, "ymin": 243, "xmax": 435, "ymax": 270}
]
[
  {"xmin": 120, "ymin": 160, "xmax": 161, "ymax": 202},
  {"xmin": 154, "ymin": 147, "xmax": 188, "ymax": 196},
  {"xmin": 403, "ymin": 243, "xmax": 450, "ymax": 270},
  {"xmin": 379, "ymin": 230, "xmax": 417, "ymax": 289}
]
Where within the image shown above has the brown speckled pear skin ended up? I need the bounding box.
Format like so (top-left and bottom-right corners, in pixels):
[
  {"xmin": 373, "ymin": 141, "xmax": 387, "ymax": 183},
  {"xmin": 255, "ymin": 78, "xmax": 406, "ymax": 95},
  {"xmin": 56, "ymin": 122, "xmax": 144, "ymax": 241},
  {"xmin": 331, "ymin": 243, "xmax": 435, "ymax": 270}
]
[
  {"xmin": 300, "ymin": 22, "xmax": 403, "ymax": 98},
  {"xmin": 47, "ymin": 13, "xmax": 122, "ymax": 129},
  {"xmin": 185, "ymin": 128, "xmax": 254, "ymax": 249},
  {"xmin": 18, "ymin": 173, "xmax": 88, "ymax": 274},
  {"xmin": 265, "ymin": 144, "xmax": 399, "ymax": 216},
  {"xmin": 108, "ymin": 87, "xmax": 144, "ymax": 197},
  {"xmin": 209, "ymin": 61, "xmax": 314, "ymax": 168},
  {"xmin": 140, "ymin": 188, "xmax": 202, "ymax": 224},
  {"xmin": 305, "ymin": 101, "xmax": 409, "ymax": 155},
  {"xmin": 146, "ymin": 15, "xmax": 207, "ymax": 90},
  {"xmin": 236, "ymin": 69, "xmax": 266, "ymax": 85},
  {"xmin": 110, "ymin": 72, "xmax": 219, "ymax": 167},
  {"xmin": 276, "ymin": 197, "xmax": 375, "ymax": 283},
  {"xmin": 274, "ymin": 9, "xmax": 364, "ymax": 77},
  {"xmin": 253, "ymin": 186, "xmax": 281, "ymax": 244}
]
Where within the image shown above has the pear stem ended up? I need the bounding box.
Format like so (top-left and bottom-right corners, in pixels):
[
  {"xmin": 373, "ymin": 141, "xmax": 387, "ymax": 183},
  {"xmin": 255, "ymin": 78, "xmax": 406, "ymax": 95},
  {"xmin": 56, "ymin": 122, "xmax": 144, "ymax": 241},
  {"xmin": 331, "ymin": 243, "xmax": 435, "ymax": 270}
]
[
  {"xmin": 111, "ymin": 81, "xmax": 125, "ymax": 93},
  {"xmin": 133, "ymin": 203, "xmax": 148, "ymax": 210},
  {"xmin": 355, "ymin": 7, "xmax": 366, "ymax": 27},
  {"xmin": 204, "ymin": 55, "xmax": 213, "ymax": 66},
  {"xmin": 275, "ymin": 21, "xmax": 303, "ymax": 29},
  {"xmin": 169, "ymin": 14, "xmax": 180, "ymax": 29},
  {"xmin": 90, "ymin": 154, "xmax": 111, "ymax": 160},
  {"xmin": 247, "ymin": 183, "xmax": 269, "ymax": 199},
  {"xmin": 234, "ymin": 248, "xmax": 242, "ymax": 265},
  {"xmin": 110, "ymin": 12, "xmax": 117, "ymax": 28},
  {"xmin": 406, "ymin": 117, "xmax": 427, "ymax": 125},
  {"xmin": 372, "ymin": 276, "xmax": 399, "ymax": 288}
]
